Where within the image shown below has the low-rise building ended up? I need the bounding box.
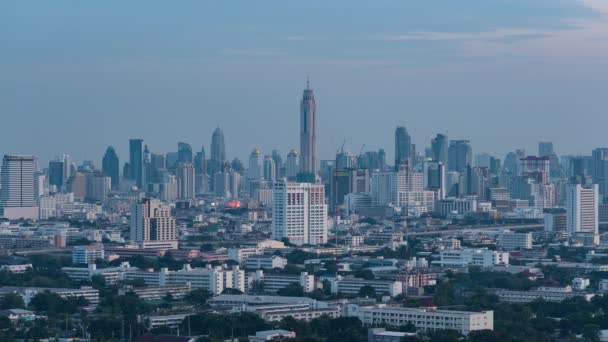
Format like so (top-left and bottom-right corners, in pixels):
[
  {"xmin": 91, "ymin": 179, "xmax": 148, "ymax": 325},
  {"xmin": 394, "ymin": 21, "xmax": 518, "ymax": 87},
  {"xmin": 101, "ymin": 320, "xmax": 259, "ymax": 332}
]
[
  {"xmin": 435, "ymin": 248, "xmax": 509, "ymax": 268},
  {"xmin": 330, "ymin": 277, "xmax": 402, "ymax": 297},
  {"xmin": 498, "ymin": 232, "xmax": 532, "ymax": 251},
  {"xmin": 0, "ymin": 264, "xmax": 32, "ymax": 274},
  {"xmin": 249, "ymin": 329, "xmax": 296, "ymax": 342},
  {"xmin": 119, "ymin": 284, "xmax": 191, "ymax": 301},
  {"xmin": 244, "ymin": 255, "xmax": 287, "ymax": 270},
  {"xmin": 356, "ymin": 305, "xmax": 493, "ymax": 335},
  {"xmin": 255, "ymin": 271, "xmax": 315, "ymax": 293},
  {"xmin": 72, "ymin": 245, "xmax": 105, "ymax": 264},
  {"xmin": 494, "ymin": 286, "xmax": 594, "ymax": 303}
]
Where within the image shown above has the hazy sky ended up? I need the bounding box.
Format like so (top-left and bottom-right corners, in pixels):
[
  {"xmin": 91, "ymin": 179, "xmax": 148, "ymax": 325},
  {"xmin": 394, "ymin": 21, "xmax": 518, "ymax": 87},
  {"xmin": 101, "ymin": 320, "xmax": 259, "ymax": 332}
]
[{"xmin": 1, "ymin": 0, "xmax": 608, "ymax": 167}]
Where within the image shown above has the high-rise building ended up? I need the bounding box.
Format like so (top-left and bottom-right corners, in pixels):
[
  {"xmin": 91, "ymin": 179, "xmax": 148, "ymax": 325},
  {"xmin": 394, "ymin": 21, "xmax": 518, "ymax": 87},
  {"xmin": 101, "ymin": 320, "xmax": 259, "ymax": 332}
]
[
  {"xmin": 425, "ymin": 161, "xmax": 446, "ymax": 200},
  {"xmin": 263, "ymin": 155, "xmax": 276, "ymax": 182},
  {"xmin": 176, "ymin": 163, "xmax": 195, "ymax": 199},
  {"xmin": 394, "ymin": 126, "xmax": 412, "ymax": 170},
  {"xmin": 538, "ymin": 142, "xmax": 554, "ymax": 157},
  {"xmin": 210, "ymin": 126, "xmax": 226, "ymax": 175},
  {"xmin": 102, "ymin": 146, "xmax": 120, "ymax": 191},
  {"xmin": 130, "ymin": 198, "xmax": 177, "ymax": 249},
  {"xmin": 62, "ymin": 154, "xmax": 72, "ymax": 186},
  {"xmin": 272, "ymin": 180, "xmax": 327, "ymax": 246},
  {"xmin": 299, "ymin": 80, "xmax": 317, "ymax": 176},
  {"xmin": 592, "ymin": 148, "xmax": 608, "ymax": 196},
  {"xmin": 518, "ymin": 156, "xmax": 550, "ymax": 184},
  {"xmin": 49, "ymin": 159, "xmax": 65, "ymax": 191},
  {"xmin": 431, "ymin": 133, "xmax": 448, "ymax": 165},
  {"xmin": 271, "ymin": 150, "xmax": 283, "ymax": 179},
  {"xmin": 248, "ymin": 149, "xmax": 263, "ymax": 180},
  {"xmin": 0, "ymin": 155, "xmax": 38, "ymax": 219},
  {"xmin": 194, "ymin": 146, "xmax": 207, "ymax": 176},
  {"xmin": 85, "ymin": 172, "xmax": 111, "ymax": 202},
  {"xmin": 129, "ymin": 139, "xmax": 145, "ymax": 189},
  {"xmin": 566, "ymin": 184, "xmax": 599, "ymax": 241},
  {"xmin": 177, "ymin": 142, "xmax": 193, "ymax": 163},
  {"xmin": 448, "ymin": 140, "xmax": 472, "ymax": 172},
  {"xmin": 286, "ymin": 150, "xmax": 299, "ymax": 180}
]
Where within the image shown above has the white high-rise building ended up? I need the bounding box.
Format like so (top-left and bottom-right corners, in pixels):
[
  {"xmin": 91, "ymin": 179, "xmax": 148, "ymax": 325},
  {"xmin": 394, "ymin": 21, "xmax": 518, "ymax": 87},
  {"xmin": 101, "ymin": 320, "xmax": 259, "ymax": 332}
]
[
  {"xmin": 566, "ymin": 184, "xmax": 599, "ymax": 236},
  {"xmin": 0, "ymin": 155, "xmax": 38, "ymax": 219},
  {"xmin": 176, "ymin": 163, "xmax": 195, "ymax": 199},
  {"xmin": 371, "ymin": 170, "xmax": 423, "ymax": 207},
  {"xmin": 130, "ymin": 198, "xmax": 177, "ymax": 249},
  {"xmin": 248, "ymin": 149, "xmax": 263, "ymax": 180},
  {"xmin": 272, "ymin": 180, "xmax": 327, "ymax": 246},
  {"xmin": 263, "ymin": 155, "xmax": 276, "ymax": 181}
]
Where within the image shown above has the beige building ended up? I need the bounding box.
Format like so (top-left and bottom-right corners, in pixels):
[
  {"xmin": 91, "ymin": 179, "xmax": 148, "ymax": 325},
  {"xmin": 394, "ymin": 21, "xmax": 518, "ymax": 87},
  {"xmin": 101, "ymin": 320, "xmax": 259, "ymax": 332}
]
[{"xmin": 130, "ymin": 198, "xmax": 177, "ymax": 249}]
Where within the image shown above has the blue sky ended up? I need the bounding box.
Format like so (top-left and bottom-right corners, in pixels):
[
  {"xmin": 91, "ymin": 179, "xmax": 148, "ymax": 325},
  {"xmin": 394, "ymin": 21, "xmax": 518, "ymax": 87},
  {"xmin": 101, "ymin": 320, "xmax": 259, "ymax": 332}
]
[{"xmin": 1, "ymin": 0, "xmax": 608, "ymax": 165}]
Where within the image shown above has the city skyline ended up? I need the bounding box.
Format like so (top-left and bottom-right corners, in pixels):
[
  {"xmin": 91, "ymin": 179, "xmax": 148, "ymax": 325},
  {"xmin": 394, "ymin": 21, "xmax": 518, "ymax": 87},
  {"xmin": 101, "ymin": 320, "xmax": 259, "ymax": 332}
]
[{"xmin": 2, "ymin": 0, "xmax": 608, "ymax": 165}]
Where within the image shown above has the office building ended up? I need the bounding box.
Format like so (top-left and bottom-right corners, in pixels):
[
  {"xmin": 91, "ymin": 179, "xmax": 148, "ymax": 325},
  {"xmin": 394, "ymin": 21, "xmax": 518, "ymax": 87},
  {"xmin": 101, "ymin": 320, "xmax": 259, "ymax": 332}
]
[
  {"xmin": 498, "ymin": 232, "xmax": 532, "ymax": 250},
  {"xmin": 72, "ymin": 245, "xmax": 105, "ymax": 264},
  {"xmin": 435, "ymin": 248, "xmax": 509, "ymax": 267},
  {"xmin": 566, "ymin": 184, "xmax": 599, "ymax": 241},
  {"xmin": 248, "ymin": 149, "xmax": 263, "ymax": 180},
  {"xmin": 394, "ymin": 126, "xmax": 412, "ymax": 169},
  {"xmin": 130, "ymin": 198, "xmax": 177, "ymax": 249},
  {"xmin": 0, "ymin": 155, "xmax": 38, "ymax": 219},
  {"xmin": 356, "ymin": 306, "xmax": 493, "ymax": 335},
  {"xmin": 48, "ymin": 159, "xmax": 65, "ymax": 191},
  {"xmin": 330, "ymin": 277, "xmax": 403, "ymax": 297},
  {"xmin": 272, "ymin": 180, "xmax": 328, "ymax": 246},
  {"xmin": 129, "ymin": 139, "xmax": 144, "ymax": 189},
  {"xmin": 286, "ymin": 150, "xmax": 299, "ymax": 180},
  {"xmin": 263, "ymin": 155, "xmax": 276, "ymax": 181},
  {"xmin": 176, "ymin": 162, "xmax": 195, "ymax": 199},
  {"xmin": 177, "ymin": 142, "xmax": 193, "ymax": 163},
  {"xmin": 431, "ymin": 133, "xmax": 449, "ymax": 165},
  {"xmin": 102, "ymin": 146, "xmax": 120, "ymax": 191},
  {"xmin": 448, "ymin": 140, "xmax": 472, "ymax": 172},
  {"xmin": 299, "ymin": 80, "xmax": 317, "ymax": 176}
]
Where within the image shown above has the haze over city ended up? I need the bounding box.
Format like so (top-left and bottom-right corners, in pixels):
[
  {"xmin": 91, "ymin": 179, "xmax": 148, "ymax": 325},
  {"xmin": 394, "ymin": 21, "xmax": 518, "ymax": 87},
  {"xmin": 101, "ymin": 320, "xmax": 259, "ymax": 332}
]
[{"xmin": 2, "ymin": 0, "xmax": 608, "ymax": 164}]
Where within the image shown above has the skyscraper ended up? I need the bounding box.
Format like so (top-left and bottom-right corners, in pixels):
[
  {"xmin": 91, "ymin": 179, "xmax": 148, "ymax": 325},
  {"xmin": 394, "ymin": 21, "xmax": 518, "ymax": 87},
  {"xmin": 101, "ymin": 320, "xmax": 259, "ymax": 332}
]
[
  {"xmin": 286, "ymin": 150, "xmax": 299, "ymax": 181},
  {"xmin": 129, "ymin": 139, "xmax": 144, "ymax": 189},
  {"xmin": 272, "ymin": 179, "xmax": 328, "ymax": 246},
  {"xmin": 538, "ymin": 142, "xmax": 554, "ymax": 157},
  {"xmin": 176, "ymin": 162, "xmax": 195, "ymax": 199},
  {"xmin": 271, "ymin": 150, "xmax": 283, "ymax": 179},
  {"xmin": 130, "ymin": 198, "xmax": 177, "ymax": 249},
  {"xmin": 448, "ymin": 140, "xmax": 472, "ymax": 172},
  {"xmin": 592, "ymin": 148, "xmax": 608, "ymax": 195},
  {"xmin": 299, "ymin": 80, "xmax": 317, "ymax": 176},
  {"xmin": 394, "ymin": 126, "xmax": 412, "ymax": 169},
  {"xmin": 248, "ymin": 149, "xmax": 263, "ymax": 180},
  {"xmin": 0, "ymin": 155, "xmax": 38, "ymax": 219},
  {"xmin": 263, "ymin": 155, "xmax": 276, "ymax": 182},
  {"xmin": 431, "ymin": 133, "xmax": 449, "ymax": 165},
  {"xmin": 210, "ymin": 127, "xmax": 226, "ymax": 169},
  {"xmin": 48, "ymin": 159, "xmax": 64, "ymax": 191},
  {"xmin": 102, "ymin": 146, "xmax": 120, "ymax": 190},
  {"xmin": 177, "ymin": 142, "xmax": 193, "ymax": 163}
]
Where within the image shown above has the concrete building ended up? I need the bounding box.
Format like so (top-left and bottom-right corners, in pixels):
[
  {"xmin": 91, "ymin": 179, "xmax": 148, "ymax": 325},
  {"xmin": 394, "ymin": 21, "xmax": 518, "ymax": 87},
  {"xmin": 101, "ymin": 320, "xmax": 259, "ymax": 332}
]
[
  {"xmin": 72, "ymin": 245, "xmax": 104, "ymax": 264},
  {"xmin": 356, "ymin": 305, "xmax": 493, "ymax": 335},
  {"xmin": 0, "ymin": 155, "xmax": 38, "ymax": 220},
  {"xmin": 436, "ymin": 248, "xmax": 509, "ymax": 268},
  {"xmin": 130, "ymin": 198, "xmax": 177, "ymax": 249},
  {"xmin": 272, "ymin": 180, "xmax": 328, "ymax": 246},
  {"xmin": 299, "ymin": 80, "xmax": 317, "ymax": 175},
  {"xmin": 566, "ymin": 184, "xmax": 599, "ymax": 239},
  {"xmin": 494, "ymin": 286, "xmax": 593, "ymax": 303},
  {"xmin": 331, "ymin": 277, "xmax": 402, "ymax": 297},
  {"xmin": 498, "ymin": 232, "xmax": 532, "ymax": 250},
  {"xmin": 244, "ymin": 255, "xmax": 288, "ymax": 270},
  {"xmin": 176, "ymin": 162, "xmax": 196, "ymax": 199},
  {"xmin": 124, "ymin": 264, "xmax": 245, "ymax": 295},
  {"xmin": 255, "ymin": 271, "xmax": 315, "ymax": 293}
]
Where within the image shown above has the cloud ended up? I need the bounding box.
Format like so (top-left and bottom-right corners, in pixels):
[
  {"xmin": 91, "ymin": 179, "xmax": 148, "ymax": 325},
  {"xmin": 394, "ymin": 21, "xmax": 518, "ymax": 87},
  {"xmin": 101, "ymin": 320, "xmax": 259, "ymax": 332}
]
[
  {"xmin": 380, "ymin": 28, "xmax": 556, "ymax": 42},
  {"xmin": 221, "ymin": 49, "xmax": 287, "ymax": 57}
]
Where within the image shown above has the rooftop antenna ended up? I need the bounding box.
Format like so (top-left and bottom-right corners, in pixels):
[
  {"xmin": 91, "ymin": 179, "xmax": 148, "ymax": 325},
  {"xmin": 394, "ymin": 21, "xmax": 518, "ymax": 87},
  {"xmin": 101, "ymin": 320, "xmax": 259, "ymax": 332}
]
[{"xmin": 306, "ymin": 76, "xmax": 310, "ymax": 90}]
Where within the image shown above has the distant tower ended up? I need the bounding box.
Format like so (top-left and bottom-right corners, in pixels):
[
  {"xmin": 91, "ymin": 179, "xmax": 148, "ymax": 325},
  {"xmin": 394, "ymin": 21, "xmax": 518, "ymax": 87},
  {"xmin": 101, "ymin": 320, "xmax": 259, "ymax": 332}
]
[
  {"xmin": 300, "ymin": 79, "xmax": 317, "ymax": 176},
  {"xmin": 248, "ymin": 149, "xmax": 263, "ymax": 180},
  {"xmin": 286, "ymin": 150, "xmax": 299, "ymax": 180},
  {"xmin": 177, "ymin": 142, "xmax": 193, "ymax": 163},
  {"xmin": 394, "ymin": 126, "xmax": 412, "ymax": 170},
  {"xmin": 263, "ymin": 155, "xmax": 276, "ymax": 182},
  {"xmin": 431, "ymin": 133, "xmax": 449, "ymax": 165},
  {"xmin": 102, "ymin": 146, "xmax": 120, "ymax": 190},
  {"xmin": 0, "ymin": 155, "xmax": 37, "ymax": 219},
  {"xmin": 129, "ymin": 139, "xmax": 144, "ymax": 189},
  {"xmin": 210, "ymin": 127, "xmax": 226, "ymax": 180}
]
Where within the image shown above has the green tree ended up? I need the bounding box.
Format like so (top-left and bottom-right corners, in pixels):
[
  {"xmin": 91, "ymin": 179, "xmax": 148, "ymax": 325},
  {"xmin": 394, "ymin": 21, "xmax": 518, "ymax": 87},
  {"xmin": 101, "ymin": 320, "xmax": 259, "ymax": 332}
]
[
  {"xmin": 0, "ymin": 293, "xmax": 24, "ymax": 310},
  {"xmin": 277, "ymin": 283, "xmax": 305, "ymax": 297},
  {"xmin": 358, "ymin": 285, "xmax": 376, "ymax": 298}
]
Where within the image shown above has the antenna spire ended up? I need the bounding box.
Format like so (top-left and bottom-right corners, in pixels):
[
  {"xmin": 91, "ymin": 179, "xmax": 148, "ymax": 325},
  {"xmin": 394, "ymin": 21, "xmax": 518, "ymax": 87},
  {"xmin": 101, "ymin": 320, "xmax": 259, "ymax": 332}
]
[{"xmin": 306, "ymin": 76, "xmax": 310, "ymax": 90}]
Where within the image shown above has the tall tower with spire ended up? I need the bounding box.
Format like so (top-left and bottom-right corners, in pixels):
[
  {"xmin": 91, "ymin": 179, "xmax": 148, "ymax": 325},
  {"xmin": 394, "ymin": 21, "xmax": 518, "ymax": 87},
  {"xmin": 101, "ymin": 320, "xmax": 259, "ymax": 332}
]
[{"xmin": 300, "ymin": 78, "xmax": 317, "ymax": 176}]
